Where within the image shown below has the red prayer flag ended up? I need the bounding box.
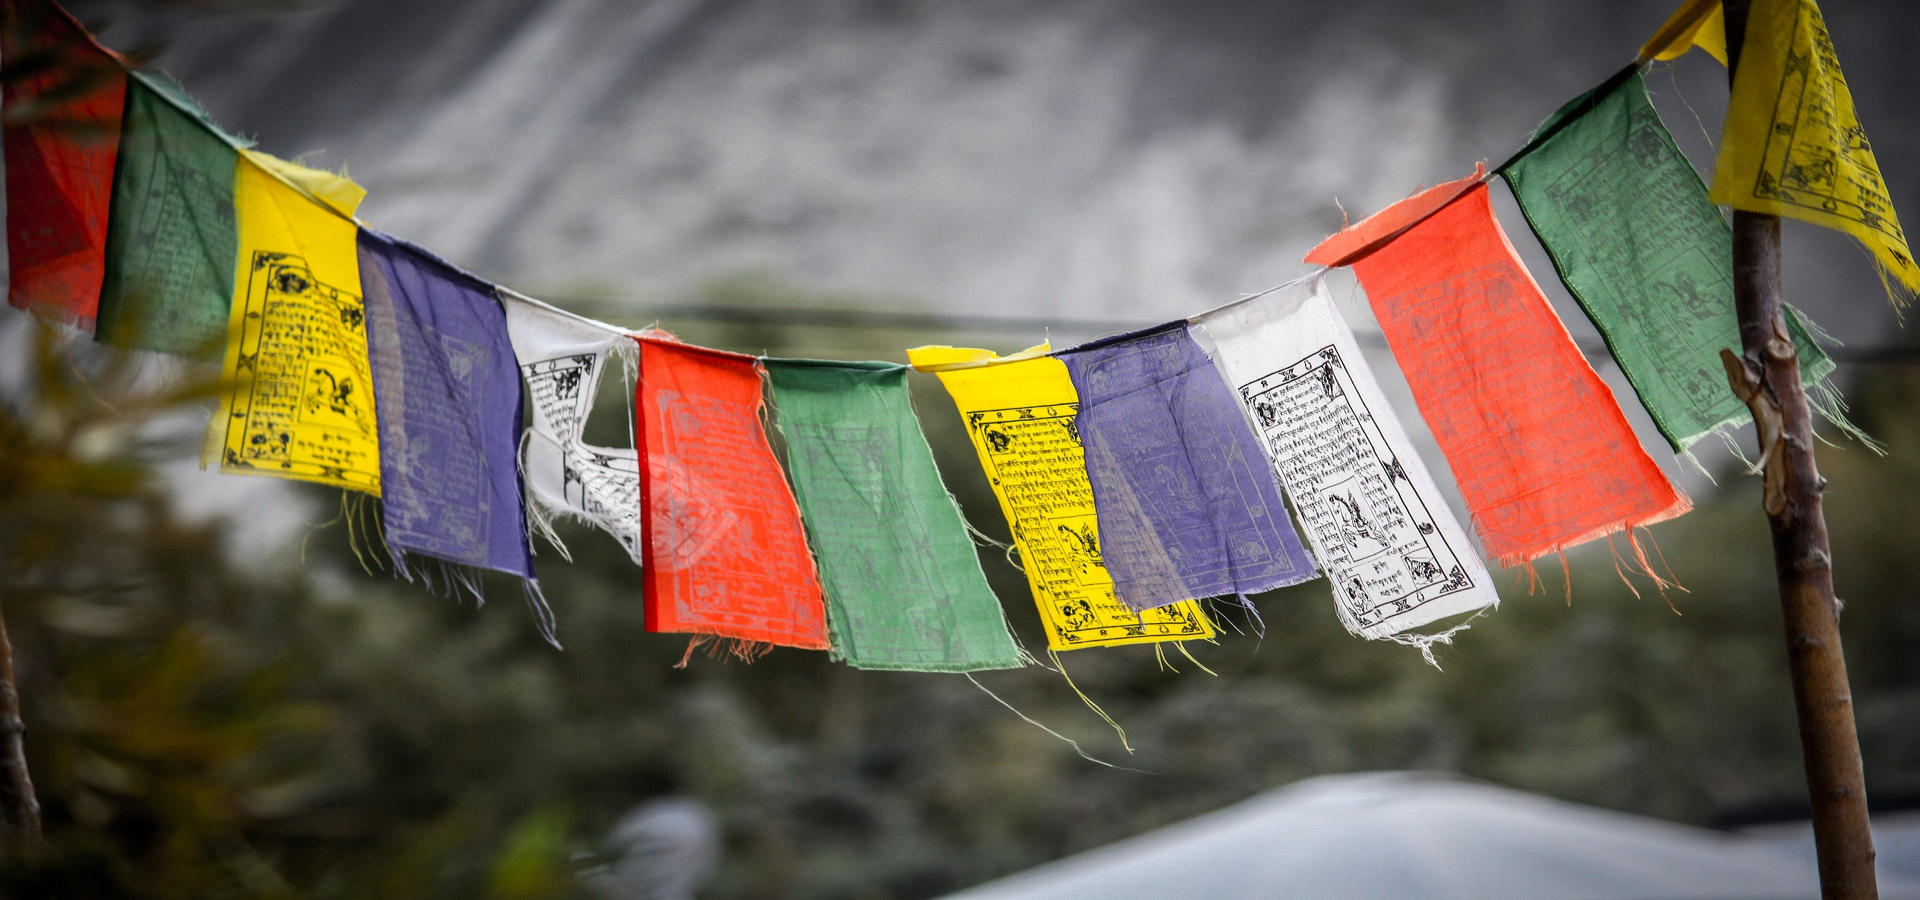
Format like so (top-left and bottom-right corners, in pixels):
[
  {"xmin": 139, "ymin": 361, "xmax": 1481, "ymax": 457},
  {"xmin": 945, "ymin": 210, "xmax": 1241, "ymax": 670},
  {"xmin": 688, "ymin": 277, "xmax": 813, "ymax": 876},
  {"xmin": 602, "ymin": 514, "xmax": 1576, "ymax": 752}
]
[
  {"xmin": 2, "ymin": 1, "xmax": 126, "ymax": 331},
  {"xmin": 1308, "ymin": 182, "xmax": 1689, "ymax": 567},
  {"xmin": 635, "ymin": 335, "xmax": 829, "ymax": 651}
]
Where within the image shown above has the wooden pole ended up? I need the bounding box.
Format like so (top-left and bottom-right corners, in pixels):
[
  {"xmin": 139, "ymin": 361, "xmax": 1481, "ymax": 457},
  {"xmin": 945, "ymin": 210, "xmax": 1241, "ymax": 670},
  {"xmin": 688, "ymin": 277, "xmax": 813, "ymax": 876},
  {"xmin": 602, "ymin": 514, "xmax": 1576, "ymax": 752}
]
[
  {"xmin": 1719, "ymin": 2, "xmax": 1875, "ymax": 896},
  {"xmin": 0, "ymin": 596, "xmax": 39, "ymax": 844}
]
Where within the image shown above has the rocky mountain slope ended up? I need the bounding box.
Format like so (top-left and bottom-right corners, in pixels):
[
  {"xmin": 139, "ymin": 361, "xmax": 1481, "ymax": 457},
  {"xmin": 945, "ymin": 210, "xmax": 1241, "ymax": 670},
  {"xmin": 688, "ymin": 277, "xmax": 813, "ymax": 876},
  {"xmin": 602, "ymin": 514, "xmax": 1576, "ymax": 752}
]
[{"xmin": 78, "ymin": 0, "xmax": 1919, "ymax": 341}]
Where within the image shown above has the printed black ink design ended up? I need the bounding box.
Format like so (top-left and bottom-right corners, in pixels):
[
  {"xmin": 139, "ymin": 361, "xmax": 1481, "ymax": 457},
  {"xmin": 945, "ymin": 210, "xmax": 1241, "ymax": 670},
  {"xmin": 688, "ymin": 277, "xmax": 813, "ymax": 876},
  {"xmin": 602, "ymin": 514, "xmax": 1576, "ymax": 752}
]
[
  {"xmin": 1058, "ymin": 523, "xmax": 1102, "ymax": 565},
  {"xmin": 523, "ymin": 351, "xmax": 643, "ymax": 559},
  {"xmin": 985, "ymin": 426, "xmax": 1014, "ymax": 453},
  {"xmin": 220, "ymin": 252, "xmax": 380, "ymax": 492},
  {"xmin": 967, "ymin": 404, "xmax": 1207, "ymax": 646},
  {"xmin": 1754, "ymin": 4, "xmax": 1906, "ymax": 249},
  {"xmin": 1239, "ymin": 343, "xmax": 1475, "ymax": 629}
]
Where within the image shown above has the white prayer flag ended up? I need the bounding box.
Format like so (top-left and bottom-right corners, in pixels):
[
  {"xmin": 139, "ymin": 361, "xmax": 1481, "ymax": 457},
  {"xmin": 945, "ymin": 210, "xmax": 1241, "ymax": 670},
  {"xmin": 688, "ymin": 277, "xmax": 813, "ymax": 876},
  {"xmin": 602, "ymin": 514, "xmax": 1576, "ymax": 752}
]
[
  {"xmin": 1190, "ymin": 275, "xmax": 1497, "ymax": 645},
  {"xmin": 501, "ymin": 291, "xmax": 644, "ymax": 564}
]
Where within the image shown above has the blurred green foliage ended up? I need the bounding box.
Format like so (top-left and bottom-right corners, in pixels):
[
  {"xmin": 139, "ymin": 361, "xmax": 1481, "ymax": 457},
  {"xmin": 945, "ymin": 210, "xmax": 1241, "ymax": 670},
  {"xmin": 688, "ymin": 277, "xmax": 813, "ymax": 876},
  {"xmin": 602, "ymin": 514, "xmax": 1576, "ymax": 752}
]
[{"xmin": 0, "ymin": 273, "xmax": 1917, "ymax": 900}]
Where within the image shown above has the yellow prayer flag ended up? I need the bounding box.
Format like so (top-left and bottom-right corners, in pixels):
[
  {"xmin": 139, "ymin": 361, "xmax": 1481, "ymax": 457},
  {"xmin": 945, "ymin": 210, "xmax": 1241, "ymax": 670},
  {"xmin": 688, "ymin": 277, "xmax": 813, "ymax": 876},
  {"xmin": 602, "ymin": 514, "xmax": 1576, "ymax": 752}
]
[
  {"xmin": 907, "ymin": 345, "xmax": 1215, "ymax": 652},
  {"xmin": 206, "ymin": 150, "xmax": 381, "ymax": 494},
  {"xmin": 1710, "ymin": 0, "xmax": 1917, "ymax": 308},
  {"xmin": 250, "ymin": 151, "xmax": 368, "ymax": 216},
  {"xmin": 1641, "ymin": 0, "xmax": 1728, "ymax": 65}
]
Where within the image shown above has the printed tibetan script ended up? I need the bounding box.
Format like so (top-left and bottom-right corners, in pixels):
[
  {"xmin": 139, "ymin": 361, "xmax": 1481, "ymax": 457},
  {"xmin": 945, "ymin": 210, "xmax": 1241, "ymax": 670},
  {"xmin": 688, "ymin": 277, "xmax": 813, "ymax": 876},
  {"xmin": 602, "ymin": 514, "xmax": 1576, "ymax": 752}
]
[
  {"xmin": 1711, "ymin": 0, "xmax": 1917, "ymax": 301},
  {"xmin": 521, "ymin": 351, "xmax": 643, "ymax": 561},
  {"xmin": 1239, "ymin": 346, "xmax": 1472, "ymax": 632},
  {"xmin": 1192, "ymin": 279, "xmax": 1496, "ymax": 640},
  {"xmin": 217, "ymin": 251, "xmax": 381, "ymax": 493},
  {"xmin": 966, "ymin": 402, "xmax": 1211, "ymax": 649}
]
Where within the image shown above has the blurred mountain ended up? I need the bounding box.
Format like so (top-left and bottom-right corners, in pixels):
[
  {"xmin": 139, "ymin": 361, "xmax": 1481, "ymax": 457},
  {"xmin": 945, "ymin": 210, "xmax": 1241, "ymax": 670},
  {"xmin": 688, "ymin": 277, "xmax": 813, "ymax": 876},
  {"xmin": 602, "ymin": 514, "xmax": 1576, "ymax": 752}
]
[{"xmin": 75, "ymin": 0, "xmax": 1919, "ymax": 342}]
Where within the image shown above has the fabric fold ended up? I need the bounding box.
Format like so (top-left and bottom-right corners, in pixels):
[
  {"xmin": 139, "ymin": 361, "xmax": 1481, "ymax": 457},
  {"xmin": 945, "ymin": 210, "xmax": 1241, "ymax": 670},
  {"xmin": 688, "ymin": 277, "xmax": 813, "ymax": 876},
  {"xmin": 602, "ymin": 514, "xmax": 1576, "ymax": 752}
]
[
  {"xmin": 1304, "ymin": 169, "xmax": 1484, "ymax": 270},
  {"xmin": 1192, "ymin": 277, "xmax": 1498, "ymax": 640},
  {"xmin": 1056, "ymin": 325, "xmax": 1318, "ymax": 611},
  {"xmin": 500, "ymin": 292, "xmax": 644, "ymax": 563},
  {"xmin": 1501, "ymin": 68, "xmax": 1835, "ymax": 453},
  {"xmin": 635, "ymin": 336, "xmax": 828, "ymax": 651},
  {"xmin": 1309, "ymin": 183, "xmax": 1690, "ymax": 567},
  {"xmin": 907, "ymin": 345, "xmax": 1216, "ymax": 652},
  {"xmin": 764, "ymin": 358, "xmax": 1022, "ymax": 671},
  {"xmin": 206, "ymin": 151, "xmax": 379, "ymax": 494},
  {"xmin": 1640, "ymin": 0, "xmax": 1727, "ymax": 65}
]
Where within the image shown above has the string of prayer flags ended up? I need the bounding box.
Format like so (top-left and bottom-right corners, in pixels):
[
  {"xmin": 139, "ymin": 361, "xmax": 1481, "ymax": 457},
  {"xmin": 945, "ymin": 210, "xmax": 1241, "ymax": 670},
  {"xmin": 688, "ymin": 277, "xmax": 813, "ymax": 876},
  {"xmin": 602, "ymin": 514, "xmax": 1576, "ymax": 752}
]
[
  {"xmin": 25, "ymin": 0, "xmax": 1920, "ymax": 657},
  {"xmin": 1056, "ymin": 324, "xmax": 1317, "ymax": 611},
  {"xmin": 1190, "ymin": 277, "xmax": 1498, "ymax": 646},
  {"xmin": 359, "ymin": 229, "xmax": 538, "ymax": 599},
  {"xmin": 96, "ymin": 72, "xmax": 249, "ymax": 356},
  {"xmin": 2, "ymin": 0, "xmax": 125, "ymax": 331},
  {"xmin": 500, "ymin": 292, "xmax": 645, "ymax": 563},
  {"xmin": 1711, "ymin": 0, "xmax": 1916, "ymax": 308},
  {"xmin": 1639, "ymin": 0, "xmax": 1728, "ymax": 65},
  {"xmin": 1501, "ymin": 68, "xmax": 1836, "ymax": 453},
  {"xmin": 635, "ymin": 335, "xmax": 829, "ymax": 652},
  {"xmin": 764, "ymin": 358, "xmax": 1023, "ymax": 671},
  {"xmin": 1308, "ymin": 178, "xmax": 1691, "ymax": 568},
  {"xmin": 205, "ymin": 151, "xmax": 380, "ymax": 494},
  {"xmin": 907, "ymin": 346, "xmax": 1216, "ymax": 652}
]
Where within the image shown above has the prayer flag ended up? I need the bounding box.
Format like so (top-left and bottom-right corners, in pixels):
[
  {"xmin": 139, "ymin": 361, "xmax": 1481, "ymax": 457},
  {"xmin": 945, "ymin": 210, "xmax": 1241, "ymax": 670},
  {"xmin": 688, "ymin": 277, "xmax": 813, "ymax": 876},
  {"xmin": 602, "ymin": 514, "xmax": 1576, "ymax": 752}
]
[
  {"xmin": 2, "ymin": 0, "xmax": 125, "ymax": 331},
  {"xmin": 1711, "ymin": 0, "xmax": 1916, "ymax": 307},
  {"xmin": 1501, "ymin": 69, "xmax": 1835, "ymax": 452},
  {"xmin": 1303, "ymin": 176, "xmax": 1483, "ymax": 269},
  {"xmin": 1640, "ymin": 0, "xmax": 1728, "ymax": 65},
  {"xmin": 635, "ymin": 336, "xmax": 828, "ymax": 651},
  {"xmin": 359, "ymin": 229, "xmax": 532, "ymax": 582},
  {"xmin": 1056, "ymin": 324, "xmax": 1318, "ymax": 611},
  {"xmin": 907, "ymin": 346, "xmax": 1216, "ymax": 652},
  {"xmin": 206, "ymin": 151, "xmax": 379, "ymax": 494},
  {"xmin": 764, "ymin": 358, "xmax": 1022, "ymax": 671},
  {"xmin": 1191, "ymin": 277, "xmax": 1498, "ymax": 642},
  {"xmin": 1309, "ymin": 179, "xmax": 1690, "ymax": 567},
  {"xmin": 500, "ymin": 291, "xmax": 644, "ymax": 563},
  {"xmin": 96, "ymin": 72, "xmax": 247, "ymax": 356}
]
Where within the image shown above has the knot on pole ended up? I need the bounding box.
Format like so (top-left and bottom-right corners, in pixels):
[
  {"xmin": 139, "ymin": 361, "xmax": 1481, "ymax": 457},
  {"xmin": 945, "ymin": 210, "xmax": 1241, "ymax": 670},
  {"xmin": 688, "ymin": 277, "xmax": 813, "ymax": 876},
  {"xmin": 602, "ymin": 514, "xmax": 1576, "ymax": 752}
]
[
  {"xmin": 1721, "ymin": 348, "xmax": 1789, "ymax": 516},
  {"xmin": 1797, "ymin": 548, "xmax": 1833, "ymax": 573}
]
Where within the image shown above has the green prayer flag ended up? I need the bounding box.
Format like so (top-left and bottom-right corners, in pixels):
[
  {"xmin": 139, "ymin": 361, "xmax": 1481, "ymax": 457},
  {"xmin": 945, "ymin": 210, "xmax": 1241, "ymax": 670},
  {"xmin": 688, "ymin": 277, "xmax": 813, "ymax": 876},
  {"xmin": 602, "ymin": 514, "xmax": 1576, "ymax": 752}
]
[
  {"xmin": 1501, "ymin": 68, "xmax": 1835, "ymax": 453},
  {"xmin": 97, "ymin": 72, "xmax": 248, "ymax": 356},
  {"xmin": 765, "ymin": 359, "xmax": 1023, "ymax": 673}
]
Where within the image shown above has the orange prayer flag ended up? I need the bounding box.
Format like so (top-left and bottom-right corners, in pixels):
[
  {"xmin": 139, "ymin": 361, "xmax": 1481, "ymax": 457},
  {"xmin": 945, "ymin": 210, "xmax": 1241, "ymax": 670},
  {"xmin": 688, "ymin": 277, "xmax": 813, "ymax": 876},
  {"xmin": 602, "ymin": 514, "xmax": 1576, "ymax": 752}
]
[
  {"xmin": 635, "ymin": 335, "xmax": 830, "ymax": 652},
  {"xmin": 1307, "ymin": 184, "xmax": 1690, "ymax": 567},
  {"xmin": 1304, "ymin": 167, "xmax": 1485, "ymax": 269}
]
